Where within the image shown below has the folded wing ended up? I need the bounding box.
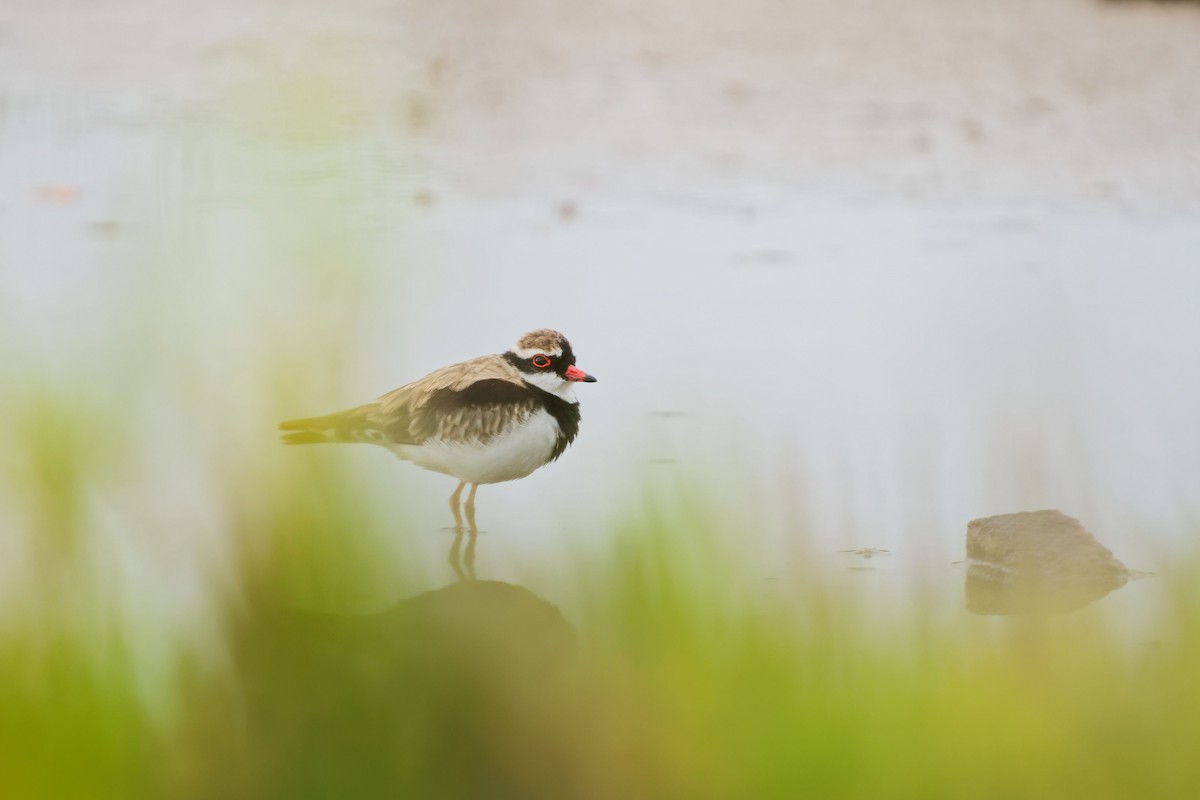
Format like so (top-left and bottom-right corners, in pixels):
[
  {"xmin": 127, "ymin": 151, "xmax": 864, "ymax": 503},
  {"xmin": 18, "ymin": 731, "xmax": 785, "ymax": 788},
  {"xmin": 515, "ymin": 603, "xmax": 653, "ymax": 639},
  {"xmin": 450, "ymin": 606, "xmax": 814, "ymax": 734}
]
[{"xmin": 279, "ymin": 354, "xmax": 534, "ymax": 446}]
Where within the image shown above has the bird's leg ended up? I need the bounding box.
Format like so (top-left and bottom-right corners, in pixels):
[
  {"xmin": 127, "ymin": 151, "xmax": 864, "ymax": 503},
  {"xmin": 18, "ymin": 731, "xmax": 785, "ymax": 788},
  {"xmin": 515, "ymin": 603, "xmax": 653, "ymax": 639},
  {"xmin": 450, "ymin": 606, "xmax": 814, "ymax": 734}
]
[
  {"xmin": 464, "ymin": 483, "xmax": 479, "ymax": 534},
  {"xmin": 448, "ymin": 481, "xmax": 466, "ymax": 530}
]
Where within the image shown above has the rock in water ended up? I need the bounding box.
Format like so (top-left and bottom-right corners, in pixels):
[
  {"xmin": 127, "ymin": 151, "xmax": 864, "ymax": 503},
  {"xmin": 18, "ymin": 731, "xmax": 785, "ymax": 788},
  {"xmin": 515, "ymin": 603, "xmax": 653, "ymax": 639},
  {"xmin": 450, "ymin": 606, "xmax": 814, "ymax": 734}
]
[{"xmin": 965, "ymin": 510, "xmax": 1133, "ymax": 615}]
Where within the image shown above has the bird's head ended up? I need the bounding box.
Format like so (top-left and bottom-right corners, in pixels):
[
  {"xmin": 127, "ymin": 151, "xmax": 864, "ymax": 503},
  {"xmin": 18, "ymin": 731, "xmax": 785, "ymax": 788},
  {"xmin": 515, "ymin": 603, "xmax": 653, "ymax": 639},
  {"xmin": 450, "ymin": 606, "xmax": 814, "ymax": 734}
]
[{"xmin": 506, "ymin": 329, "xmax": 597, "ymax": 397}]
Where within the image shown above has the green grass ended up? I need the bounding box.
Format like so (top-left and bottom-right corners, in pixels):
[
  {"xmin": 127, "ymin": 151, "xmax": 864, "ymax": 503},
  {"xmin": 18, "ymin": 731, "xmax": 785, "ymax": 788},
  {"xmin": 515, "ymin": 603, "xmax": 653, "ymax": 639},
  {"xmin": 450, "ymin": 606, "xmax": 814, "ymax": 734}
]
[{"xmin": 3, "ymin": 438, "xmax": 1199, "ymax": 800}]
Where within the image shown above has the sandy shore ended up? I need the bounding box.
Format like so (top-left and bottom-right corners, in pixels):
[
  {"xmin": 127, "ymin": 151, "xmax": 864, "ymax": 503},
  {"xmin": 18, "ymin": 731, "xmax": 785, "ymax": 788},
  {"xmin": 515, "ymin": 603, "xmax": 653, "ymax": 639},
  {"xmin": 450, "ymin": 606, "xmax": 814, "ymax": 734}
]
[{"xmin": 2, "ymin": 0, "xmax": 1199, "ymax": 209}]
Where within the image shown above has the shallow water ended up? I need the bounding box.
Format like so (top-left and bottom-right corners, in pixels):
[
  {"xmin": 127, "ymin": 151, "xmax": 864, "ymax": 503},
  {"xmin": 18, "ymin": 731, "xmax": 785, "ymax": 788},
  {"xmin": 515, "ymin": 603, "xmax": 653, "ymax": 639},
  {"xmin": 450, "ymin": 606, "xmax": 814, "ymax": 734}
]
[{"xmin": 3, "ymin": 0, "xmax": 1199, "ymax": 637}]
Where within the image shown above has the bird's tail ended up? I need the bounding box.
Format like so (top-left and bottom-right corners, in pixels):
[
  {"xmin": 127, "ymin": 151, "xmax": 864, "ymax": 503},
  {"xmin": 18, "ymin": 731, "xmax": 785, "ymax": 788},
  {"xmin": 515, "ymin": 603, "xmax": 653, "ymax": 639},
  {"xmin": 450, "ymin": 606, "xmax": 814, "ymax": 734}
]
[{"xmin": 278, "ymin": 406, "xmax": 374, "ymax": 445}]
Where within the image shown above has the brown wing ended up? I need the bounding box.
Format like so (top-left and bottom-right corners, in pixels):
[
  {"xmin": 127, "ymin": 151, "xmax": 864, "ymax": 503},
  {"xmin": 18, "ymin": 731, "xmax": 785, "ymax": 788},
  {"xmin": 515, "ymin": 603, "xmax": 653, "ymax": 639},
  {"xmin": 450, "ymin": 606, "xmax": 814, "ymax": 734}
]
[
  {"xmin": 281, "ymin": 355, "xmax": 529, "ymax": 446},
  {"xmin": 366, "ymin": 355, "xmax": 535, "ymax": 445}
]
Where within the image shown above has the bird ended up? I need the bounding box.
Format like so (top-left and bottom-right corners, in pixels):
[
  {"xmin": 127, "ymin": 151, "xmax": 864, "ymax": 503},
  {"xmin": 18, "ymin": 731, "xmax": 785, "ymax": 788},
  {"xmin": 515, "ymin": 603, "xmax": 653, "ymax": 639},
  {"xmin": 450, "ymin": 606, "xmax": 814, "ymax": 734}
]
[{"xmin": 279, "ymin": 329, "xmax": 597, "ymax": 531}]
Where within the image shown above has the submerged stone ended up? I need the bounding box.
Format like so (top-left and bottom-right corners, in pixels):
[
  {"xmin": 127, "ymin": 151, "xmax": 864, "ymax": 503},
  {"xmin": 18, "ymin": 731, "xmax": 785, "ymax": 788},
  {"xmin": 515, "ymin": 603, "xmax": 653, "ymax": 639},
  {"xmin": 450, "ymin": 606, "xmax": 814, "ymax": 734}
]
[{"xmin": 965, "ymin": 509, "xmax": 1133, "ymax": 616}]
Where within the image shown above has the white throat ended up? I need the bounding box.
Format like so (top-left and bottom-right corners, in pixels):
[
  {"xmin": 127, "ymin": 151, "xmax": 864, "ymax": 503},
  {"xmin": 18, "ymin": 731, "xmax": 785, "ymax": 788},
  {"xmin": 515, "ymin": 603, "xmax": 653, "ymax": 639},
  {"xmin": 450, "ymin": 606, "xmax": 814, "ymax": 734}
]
[{"xmin": 522, "ymin": 370, "xmax": 578, "ymax": 402}]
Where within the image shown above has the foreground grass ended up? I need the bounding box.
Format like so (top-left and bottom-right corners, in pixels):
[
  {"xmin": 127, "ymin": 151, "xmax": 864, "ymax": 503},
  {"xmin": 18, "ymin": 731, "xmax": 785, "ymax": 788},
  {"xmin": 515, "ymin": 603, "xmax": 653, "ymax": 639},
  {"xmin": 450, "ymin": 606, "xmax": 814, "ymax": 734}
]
[{"xmin": 3, "ymin": 468, "xmax": 1198, "ymax": 800}]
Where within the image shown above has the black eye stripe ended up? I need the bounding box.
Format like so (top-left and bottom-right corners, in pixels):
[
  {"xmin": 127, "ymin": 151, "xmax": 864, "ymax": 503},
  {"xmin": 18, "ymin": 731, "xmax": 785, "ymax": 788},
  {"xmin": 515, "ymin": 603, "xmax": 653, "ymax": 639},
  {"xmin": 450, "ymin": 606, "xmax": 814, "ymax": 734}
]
[{"xmin": 503, "ymin": 348, "xmax": 577, "ymax": 375}]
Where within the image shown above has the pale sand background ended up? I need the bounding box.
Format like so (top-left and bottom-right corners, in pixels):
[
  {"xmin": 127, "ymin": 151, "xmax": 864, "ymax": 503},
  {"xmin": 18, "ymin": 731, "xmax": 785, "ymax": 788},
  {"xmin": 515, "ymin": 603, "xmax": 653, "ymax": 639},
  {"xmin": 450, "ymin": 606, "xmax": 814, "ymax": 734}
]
[{"xmin": 3, "ymin": 0, "xmax": 1198, "ymax": 206}]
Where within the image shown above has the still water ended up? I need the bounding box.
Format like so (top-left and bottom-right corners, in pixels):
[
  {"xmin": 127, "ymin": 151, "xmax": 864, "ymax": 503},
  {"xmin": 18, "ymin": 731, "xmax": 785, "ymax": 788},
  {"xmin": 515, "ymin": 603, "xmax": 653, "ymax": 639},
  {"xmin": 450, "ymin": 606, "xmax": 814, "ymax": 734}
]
[{"xmin": 2, "ymin": 1, "xmax": 1199, "ymax": 637}]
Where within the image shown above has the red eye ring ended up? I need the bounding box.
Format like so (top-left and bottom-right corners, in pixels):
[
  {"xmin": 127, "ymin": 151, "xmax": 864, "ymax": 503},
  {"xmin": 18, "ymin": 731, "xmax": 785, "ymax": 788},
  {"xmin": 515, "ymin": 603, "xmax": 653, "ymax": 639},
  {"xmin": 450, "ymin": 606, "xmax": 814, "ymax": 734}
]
[{"xmin": 532, "ymin": 354, "xmax": 551, "ymax": 369}]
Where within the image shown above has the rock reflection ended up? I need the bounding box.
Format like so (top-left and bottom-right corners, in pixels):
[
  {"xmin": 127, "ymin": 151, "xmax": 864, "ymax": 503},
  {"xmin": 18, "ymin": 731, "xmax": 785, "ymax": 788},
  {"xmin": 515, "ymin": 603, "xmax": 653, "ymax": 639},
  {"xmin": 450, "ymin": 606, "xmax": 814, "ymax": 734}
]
[{"xmin": 965, "ymin": 510, "xmax": 1134, "ymax": 616}]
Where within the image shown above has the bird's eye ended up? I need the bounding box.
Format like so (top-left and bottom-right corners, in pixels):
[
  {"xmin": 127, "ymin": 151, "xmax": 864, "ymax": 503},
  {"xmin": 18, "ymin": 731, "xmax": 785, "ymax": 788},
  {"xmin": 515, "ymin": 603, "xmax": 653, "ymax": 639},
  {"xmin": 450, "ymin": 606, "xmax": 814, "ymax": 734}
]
[{"xmin": 532, "ymin": 354, "xmax": 551, "ymax": 369}]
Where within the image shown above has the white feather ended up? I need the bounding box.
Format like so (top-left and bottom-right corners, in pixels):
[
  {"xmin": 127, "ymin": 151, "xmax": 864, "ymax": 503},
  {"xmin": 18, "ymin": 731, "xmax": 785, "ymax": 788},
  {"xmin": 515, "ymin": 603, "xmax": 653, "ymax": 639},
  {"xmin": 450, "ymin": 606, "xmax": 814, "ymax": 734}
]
[
  {"xmin": 389, "ymin": 408, "xmax": 567, "ymax": 485},
  {"xmin": 520, "ymin": 370, "xmax": 578, "ymax": 400},
  {"xmin": 513, "ymin": 346, "xmax": 562, "ymax": 359}
]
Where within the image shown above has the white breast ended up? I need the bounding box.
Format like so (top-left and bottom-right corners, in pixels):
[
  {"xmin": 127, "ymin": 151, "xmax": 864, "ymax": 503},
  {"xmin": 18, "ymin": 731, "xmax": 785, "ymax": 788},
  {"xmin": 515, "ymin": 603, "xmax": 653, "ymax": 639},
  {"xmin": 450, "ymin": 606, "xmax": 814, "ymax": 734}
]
[{"xmin": 390, "ymin": 408, "xmax": 563, "ymax": 485}]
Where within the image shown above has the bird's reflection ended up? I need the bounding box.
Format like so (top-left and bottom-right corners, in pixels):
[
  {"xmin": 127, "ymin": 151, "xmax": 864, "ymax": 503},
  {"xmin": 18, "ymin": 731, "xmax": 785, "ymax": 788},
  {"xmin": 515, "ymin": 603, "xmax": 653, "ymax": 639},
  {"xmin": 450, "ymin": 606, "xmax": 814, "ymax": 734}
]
[{"xmin": 448, "ymin": 523, "xmax": 478, "ymax": 582}]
